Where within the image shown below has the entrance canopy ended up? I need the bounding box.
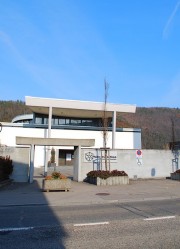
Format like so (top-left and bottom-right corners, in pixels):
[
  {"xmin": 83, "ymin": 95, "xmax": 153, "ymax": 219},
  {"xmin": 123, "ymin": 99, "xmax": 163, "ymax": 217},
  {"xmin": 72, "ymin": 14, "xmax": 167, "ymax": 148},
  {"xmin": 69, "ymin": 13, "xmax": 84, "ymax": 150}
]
[
  {"xmin": 25, "ymin": 96, "xmax": 136, "ymax": 118},
  {"xmin": 16, "ymin": 137, "xmax": 95, "ymax": 147},
  {"xmin": 16, "ymin": 136, "xmax": 95, "ymax": 183}
]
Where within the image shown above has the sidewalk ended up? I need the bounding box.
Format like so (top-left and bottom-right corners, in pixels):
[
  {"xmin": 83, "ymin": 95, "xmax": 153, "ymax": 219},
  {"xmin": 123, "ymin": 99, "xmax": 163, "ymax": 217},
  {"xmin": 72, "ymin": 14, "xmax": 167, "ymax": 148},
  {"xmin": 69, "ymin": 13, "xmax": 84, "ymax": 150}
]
[{"xmin": 0, "ymin": 176, "xmax": 180, "ymax": 207}]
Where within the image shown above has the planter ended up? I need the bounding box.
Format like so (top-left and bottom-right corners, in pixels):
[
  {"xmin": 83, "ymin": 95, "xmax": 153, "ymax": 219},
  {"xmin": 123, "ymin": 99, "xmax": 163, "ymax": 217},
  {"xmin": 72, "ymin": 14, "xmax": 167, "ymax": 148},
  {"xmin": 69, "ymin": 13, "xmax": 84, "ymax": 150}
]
[
  {"xmin": 171, "ymin": 173, "xmax": 180, "ymax": 181},
  {"xmin": 42, "ymin": 178, "xmax": 71, "ymax": 192},
  {"xmin": 87, "ymin": 176, "xmax": 129, "ymax": 186}
]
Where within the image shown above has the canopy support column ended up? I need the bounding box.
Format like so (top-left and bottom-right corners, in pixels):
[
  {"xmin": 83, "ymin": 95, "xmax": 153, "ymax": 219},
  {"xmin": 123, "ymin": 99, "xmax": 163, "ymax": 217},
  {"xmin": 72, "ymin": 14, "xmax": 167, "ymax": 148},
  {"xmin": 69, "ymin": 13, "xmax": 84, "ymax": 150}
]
[
  {"xmin": 29, "ymin": 144, "xmax": 35, "ymax": 183},
  {"xmin": 44, "ymin": 106, "xmax": 52, "ymax": 176},
  {"xmin": 112, "ymin": 111, "xmax": 116, "ymax": 149}
]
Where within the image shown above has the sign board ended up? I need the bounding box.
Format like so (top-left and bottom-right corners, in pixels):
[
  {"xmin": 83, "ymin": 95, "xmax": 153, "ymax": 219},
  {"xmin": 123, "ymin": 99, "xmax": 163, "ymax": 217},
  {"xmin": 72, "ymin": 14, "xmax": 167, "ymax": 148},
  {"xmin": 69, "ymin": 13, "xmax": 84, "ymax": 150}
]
[
  {"xmin": 136, "ymin": 150, "xmax": 142, "ymax": 165},
  {"xmin": 83, "ymin": 150, "xmax": 117, "ymax": 163},
  {"xmin": 136, "ymin": 150, "xmax": 142, "ymax": 158}
]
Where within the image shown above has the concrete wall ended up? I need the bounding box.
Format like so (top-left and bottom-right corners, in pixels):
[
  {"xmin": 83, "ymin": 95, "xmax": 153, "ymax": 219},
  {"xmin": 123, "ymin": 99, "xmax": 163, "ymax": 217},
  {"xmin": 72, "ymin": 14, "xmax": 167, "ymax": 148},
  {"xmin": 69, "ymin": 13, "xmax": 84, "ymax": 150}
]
[
  {"xmin": 0, "ymin": 145, "xmax": 178, "ymax": 183},
  {"xmin": 0, "ymin": 123, "xmax": 141, "ymax": 167},
  {"xmin": 79, "ymin": 149, "xmax": 178, "ymax": 182},
  {"xmin": 0, "ymin": 146, "xmax": 30, "ymax": 182}
]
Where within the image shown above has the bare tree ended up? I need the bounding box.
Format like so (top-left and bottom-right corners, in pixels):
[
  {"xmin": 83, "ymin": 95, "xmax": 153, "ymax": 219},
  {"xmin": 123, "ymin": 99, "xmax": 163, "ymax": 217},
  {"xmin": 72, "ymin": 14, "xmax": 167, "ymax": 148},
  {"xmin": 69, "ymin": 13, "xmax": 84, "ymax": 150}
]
[
  {"xmin": 171, "ymin": 117, "xmax": 175, "ymax": 149},
  {"xmin": 170, "ymin": 113, "xmax": 180, "ymax": 150},
  {"xmin": 102, "ymin": 79, "xmax": 109, "ymax": 171}
]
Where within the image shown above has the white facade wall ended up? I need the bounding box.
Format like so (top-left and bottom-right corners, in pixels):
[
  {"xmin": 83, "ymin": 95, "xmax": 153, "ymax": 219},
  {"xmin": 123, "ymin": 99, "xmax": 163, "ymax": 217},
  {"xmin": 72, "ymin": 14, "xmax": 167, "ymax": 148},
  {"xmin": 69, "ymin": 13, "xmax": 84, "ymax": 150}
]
[
  {"xmin": 0, "ymin": 125, "xmax": 45, "ymax": 167},
  {"xmin": 0, "ymin": 123, "xmax": 141, "ymax": 167}
]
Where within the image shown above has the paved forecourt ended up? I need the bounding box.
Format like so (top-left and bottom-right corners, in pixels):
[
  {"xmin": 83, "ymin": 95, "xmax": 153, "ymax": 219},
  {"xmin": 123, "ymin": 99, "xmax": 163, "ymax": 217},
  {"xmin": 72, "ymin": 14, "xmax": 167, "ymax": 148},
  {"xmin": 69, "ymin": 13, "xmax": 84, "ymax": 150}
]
[{"xmin": 0, "ymin": 168, "xmax": 180, "ymax": 207}]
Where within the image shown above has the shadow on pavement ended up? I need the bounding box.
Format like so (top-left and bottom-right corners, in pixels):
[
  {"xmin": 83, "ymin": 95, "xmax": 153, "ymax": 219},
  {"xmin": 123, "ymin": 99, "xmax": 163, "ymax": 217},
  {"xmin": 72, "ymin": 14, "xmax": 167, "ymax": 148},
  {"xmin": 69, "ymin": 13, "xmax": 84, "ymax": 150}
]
[{"xmin": 0, "ymin": 174, "xmax": 69, "ymax": 249}]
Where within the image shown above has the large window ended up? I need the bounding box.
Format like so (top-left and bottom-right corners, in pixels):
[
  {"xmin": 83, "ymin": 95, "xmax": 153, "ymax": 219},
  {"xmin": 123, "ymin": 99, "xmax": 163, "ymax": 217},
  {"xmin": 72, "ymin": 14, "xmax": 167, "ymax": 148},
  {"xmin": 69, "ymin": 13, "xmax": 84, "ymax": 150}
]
[
  {"xmin": 35, "ymin": 117, "xmax": 43, "ymax": 124},
  {"xmin": 34, "ymin": 113, "xmax": 112, "ymax": 128}
]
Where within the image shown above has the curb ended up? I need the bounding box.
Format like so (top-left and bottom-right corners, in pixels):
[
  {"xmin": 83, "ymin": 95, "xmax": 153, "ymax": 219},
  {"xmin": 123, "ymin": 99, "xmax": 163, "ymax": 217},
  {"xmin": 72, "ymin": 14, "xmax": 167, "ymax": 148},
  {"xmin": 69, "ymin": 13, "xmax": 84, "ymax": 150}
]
[{"xmin": 1, "ymin": 195, "xmax": 180, "ymax": 208}]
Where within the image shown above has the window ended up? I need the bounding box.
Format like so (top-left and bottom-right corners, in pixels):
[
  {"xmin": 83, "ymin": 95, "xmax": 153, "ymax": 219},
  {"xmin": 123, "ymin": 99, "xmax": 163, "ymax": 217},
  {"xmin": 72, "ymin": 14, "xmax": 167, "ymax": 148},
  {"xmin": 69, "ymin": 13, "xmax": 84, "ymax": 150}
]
[
  {"xmin": 35, "ymin": 117, "xmax": 42, "ymax": 124},
  {"xmin": 33, "ymin": 113, "xmax": 111, "ymax": 128},
  {"xmin": 82, "ymin": 119, "xmax": 93, "ymax": 125},
  {"xmin": 65, "ymin": 119, "xmax": 70, "ymax": 125},
  {"xmin": 70, "ymin": 119, "xmax": 81, "ymax": 125},
  {"xmin": 54, "ymin": 118, "xmax": 59, "ymax": 125},
  {"xmin": 44, "ymin": 118, "xmax": 48, "ymax": 124}
]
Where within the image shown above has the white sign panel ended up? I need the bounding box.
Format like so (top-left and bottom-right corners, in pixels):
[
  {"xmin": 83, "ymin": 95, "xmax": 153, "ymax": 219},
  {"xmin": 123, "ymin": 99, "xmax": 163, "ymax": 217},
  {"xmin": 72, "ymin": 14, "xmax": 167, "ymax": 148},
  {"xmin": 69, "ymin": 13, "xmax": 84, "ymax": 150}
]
[{"xmin": 83, "ymin": 150, "xmax": 117, "ymax": 163}]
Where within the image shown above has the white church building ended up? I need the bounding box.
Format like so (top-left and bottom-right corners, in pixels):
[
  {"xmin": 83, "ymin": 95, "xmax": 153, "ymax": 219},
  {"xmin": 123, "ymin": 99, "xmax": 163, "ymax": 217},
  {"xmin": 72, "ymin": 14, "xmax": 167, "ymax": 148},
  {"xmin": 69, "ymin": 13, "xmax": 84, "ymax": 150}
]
[{"xmin": 0, "ymin": 96, "xmax": 141, "ymax": 171}]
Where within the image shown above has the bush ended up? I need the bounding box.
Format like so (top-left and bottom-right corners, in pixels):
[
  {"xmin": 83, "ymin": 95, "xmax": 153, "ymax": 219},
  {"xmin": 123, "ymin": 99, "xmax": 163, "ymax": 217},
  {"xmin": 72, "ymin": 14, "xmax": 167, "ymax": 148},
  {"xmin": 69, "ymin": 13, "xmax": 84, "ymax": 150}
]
[
  {"xmin": 51, "ymin": 172, "xmax": 61, "ymax": 179},
  {"xmin": 0, "ymin": 156, "xmax": 13, "ymax": 181},
  {"xmin": 45, "ymin": 172, "xmax": 67, "ymax": 180},
  {"xmin": 87, "ymin": 170, "xmax": 128, "ymax": 179},
  {"xmin": 110, "ymin": 170, "xmax": 128, "ymax": 176},
  {"xmin": 173, "ymin": 169, "xmax": 180, "ymax": 174}
]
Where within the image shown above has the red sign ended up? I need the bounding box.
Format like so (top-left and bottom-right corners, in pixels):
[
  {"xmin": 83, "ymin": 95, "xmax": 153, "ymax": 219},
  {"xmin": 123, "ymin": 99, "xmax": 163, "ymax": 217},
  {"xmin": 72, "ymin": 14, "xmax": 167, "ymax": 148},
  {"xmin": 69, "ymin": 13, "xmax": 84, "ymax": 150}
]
[{"xmin": 136, "ymin": 150, "xmax": 142, "ymax": 157}]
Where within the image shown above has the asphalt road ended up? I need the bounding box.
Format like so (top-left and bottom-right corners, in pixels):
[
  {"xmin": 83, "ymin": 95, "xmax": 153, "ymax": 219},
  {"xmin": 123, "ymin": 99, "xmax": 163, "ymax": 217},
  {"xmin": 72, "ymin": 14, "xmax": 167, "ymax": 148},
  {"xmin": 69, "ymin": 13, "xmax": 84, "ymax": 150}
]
[{"xmin": 0, "ymin": 199, "xmax": 180, "ymax": 249}]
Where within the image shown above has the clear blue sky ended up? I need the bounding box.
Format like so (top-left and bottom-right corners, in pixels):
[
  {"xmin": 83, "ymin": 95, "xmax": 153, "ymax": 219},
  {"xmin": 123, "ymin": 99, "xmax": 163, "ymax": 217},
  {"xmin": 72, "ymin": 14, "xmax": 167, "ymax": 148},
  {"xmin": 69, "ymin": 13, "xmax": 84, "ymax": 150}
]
[{"xmin": 0, "ymin": 0, "xmax": 180, "ymax": 107}]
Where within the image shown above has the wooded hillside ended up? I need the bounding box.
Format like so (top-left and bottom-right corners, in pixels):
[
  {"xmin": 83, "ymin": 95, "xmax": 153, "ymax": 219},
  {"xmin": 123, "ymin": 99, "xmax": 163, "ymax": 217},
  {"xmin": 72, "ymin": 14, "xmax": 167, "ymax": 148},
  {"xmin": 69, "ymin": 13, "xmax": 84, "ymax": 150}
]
[
  {"xmin": 0, "ymin": 100, "xmax": 180, "ymax": 149},
  {"xmin": 0, "ymin": 100, "xmax": 31, "ymax": 122},
  {"xmin": 119, "ymin": 107, "xmax": 180, "ymax": 149}
]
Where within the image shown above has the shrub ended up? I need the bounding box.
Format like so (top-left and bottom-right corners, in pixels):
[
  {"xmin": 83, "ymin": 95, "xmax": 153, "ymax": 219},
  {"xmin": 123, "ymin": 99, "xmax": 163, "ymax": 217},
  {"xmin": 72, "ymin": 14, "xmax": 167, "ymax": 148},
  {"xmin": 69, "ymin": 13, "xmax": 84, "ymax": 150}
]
[
  {"xmin": 52, "ymin": 172, "xmax": 61, "ymax": 179},
  {"xmin": 60, "ymin": 174, "xmax": 67, "ymax": 179},
  {"xmin": 0, "ymin": 156, "xmax": 13, "ymax": 181},
  {"xmin": 173, "ymin": 169, "xmax": 180, "ymax": 174},
  {"xmin": 110, "ymin": 170, "xmax": 128, "ymax": 176},
  {"xmin": 45, "ymin": 172, "xmax": 67, "ymax": 180},
  {"xmin": 45, "ymin": 175, "xmax": 53, "ymax": 180},
  {"xmin": 87, "ymin": 170, "xmax": 128, "ymax": 179}
]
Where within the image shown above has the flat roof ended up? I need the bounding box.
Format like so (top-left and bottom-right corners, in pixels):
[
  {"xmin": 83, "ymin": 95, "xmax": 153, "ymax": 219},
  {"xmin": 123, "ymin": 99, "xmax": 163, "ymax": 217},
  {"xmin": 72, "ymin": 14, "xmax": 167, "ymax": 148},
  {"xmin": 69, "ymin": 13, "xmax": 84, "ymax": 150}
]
[{"xmin": 25, "ymin": 96, "xmax": 136, "ymax": 118}]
